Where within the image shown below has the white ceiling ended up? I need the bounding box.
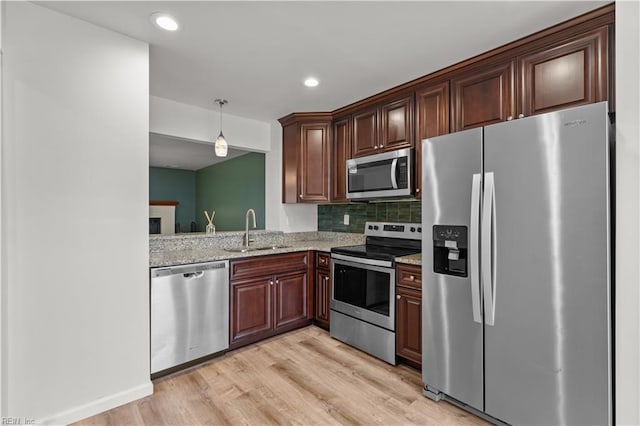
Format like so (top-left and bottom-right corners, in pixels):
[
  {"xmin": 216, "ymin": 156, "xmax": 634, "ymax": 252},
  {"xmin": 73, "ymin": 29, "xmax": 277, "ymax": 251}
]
[
  {"xmin": 36, "ymin": 1, "xmax": 606, "ymax": 170},
  {"xmin": 149, "ymin": 133, "xmax": 250, "ymax": 170},
  {"xmin": 37, "ymin": 1, "xmax": 606, "ymax": 122}
]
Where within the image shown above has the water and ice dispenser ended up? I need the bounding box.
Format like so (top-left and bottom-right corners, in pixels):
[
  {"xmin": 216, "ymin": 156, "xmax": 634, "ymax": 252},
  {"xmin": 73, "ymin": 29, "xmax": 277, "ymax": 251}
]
[{"xmin": 433, "ymin": 225, "xmax": 468, "ymax": 277}]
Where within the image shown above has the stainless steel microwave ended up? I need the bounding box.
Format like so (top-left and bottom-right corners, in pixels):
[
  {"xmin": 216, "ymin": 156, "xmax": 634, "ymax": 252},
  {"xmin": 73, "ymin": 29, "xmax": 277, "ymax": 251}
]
[{"xmin": 346, "ymin": 148, "xmax": 413, "ymax": 200}]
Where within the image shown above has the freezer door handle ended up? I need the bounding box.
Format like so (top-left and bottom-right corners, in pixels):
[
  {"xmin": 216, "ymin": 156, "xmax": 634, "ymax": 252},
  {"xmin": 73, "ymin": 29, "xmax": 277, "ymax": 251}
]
[
  {"xmin": 470, "ymin": 173, "xmax": 482, "ymax": 324},
  {"xmin": 482, "ymin": 172, "xmax": 497, "ymax": 326}
]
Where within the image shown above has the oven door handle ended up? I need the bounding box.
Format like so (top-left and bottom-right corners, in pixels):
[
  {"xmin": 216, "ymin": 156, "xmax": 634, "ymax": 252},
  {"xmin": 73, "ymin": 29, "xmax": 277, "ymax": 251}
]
[
  {"xmin": 331, "ymin": 253, "xmax": 393, "ymax": 269},
  {"xmin": 390, "ymin": 158, "xmax": 398, "ymax": 189}
]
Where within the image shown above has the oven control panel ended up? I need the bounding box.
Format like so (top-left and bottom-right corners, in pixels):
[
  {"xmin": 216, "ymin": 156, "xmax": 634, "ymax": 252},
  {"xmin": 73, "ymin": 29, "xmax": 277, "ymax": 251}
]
[{"xmin": 365, "ymin": 221, "xmax": 422, "ymax": 240}]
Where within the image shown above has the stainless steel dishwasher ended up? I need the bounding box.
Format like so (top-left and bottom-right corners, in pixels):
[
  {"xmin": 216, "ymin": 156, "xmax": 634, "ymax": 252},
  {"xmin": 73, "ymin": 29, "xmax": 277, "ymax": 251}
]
[{"xmin": 150, "ymin": 260, "xmax": 229, "ymax": 374}]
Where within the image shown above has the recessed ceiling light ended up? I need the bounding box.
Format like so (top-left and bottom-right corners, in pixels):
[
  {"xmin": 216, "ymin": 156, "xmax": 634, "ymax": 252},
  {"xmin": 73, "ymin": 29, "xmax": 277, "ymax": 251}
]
[
  {"xmin": 304, "ymin": 77, "xmax": 319, "ymax": 88},
  {"xmin": 150, "ymin": 12, "xmax": 179, "ymax": 31}
]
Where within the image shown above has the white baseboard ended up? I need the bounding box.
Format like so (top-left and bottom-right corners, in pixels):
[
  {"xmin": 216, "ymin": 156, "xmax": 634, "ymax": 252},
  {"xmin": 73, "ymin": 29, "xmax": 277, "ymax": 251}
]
[{"xmin": 38, "ymin": 381, "xmax": 153, "ymax": 425}]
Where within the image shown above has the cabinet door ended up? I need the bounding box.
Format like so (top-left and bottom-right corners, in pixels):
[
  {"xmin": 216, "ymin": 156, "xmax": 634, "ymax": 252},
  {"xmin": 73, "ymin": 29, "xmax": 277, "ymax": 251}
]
[
  {"xmin": 332, "ymin": 117, "xmax": 352, "ymax": 202},
  {"xmin": 396, "ymin": 286, "xmax": 422, "ymax": 366},
  {"xmin": 300, "ymin": 123, "xmax": 330, "ymax": 202},
  {"xmin": 415, "ymin": 81, "xmax": 449, "ymax": 198},
  {"xmin": 352, "ymin": 108, "xmax": 378, "ymax": 158},
  {"xmin": 451, "ymin": 60, "xmax": 516, "ymax": 131},
  {"xmin": 379, "ymin": 95, "xmax": 414, "ymax": 152},
  {"xmin": 274, "ymin": 271, "xmax": 309, "ymax": 330},
  {"xmin": 315, "ymin": 270, "xmax": 331, "ymax": 328},
  {"xmin": 230, "ymin": 277, "xmax": 273, "ymax": 346},
  {"xmin": 281, "ymin": 123, "xmax": 300, "ymax": 203},
  {"xmin": 518, "ymin": 26, "xmax": 608, "ymax": 117}
]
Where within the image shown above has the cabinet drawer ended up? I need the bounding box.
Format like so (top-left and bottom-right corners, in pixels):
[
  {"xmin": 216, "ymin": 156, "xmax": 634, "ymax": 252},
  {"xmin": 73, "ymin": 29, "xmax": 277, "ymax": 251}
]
[
  {"xmin": 397, "ymin": 264, "xmax": 422, "ymax": 290},
  {"xmin": 231, "ymin": 252, "xmax": 309, "ymax": 281},
  {"xmin": 316, "ymin": 252, "xmax": 330, "ymax": 270}
]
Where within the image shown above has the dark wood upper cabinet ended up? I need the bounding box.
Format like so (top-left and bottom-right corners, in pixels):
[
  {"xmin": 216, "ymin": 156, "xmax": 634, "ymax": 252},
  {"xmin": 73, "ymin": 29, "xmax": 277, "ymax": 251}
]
[
  {"xmin": 332, "ymin": 117, "xmax": 352, "ymax": 202},
  {"xmin": 352, "ymin": 108, "xmax": 378, "ymax": 157},
  {"xmin": 518, "ymin": 26, "xmax": 609, "ymax": 117},
  {"xmin": 415, "ymin": 81, "xmax": 450, "ymax": 198},
  {"xmin": 352, "ymin": 94, "xmax": 415, "ymax": 158},
  {"xmin": 279, "ymin": 113, "xmax": 332, "ymax": 204},
  {"xmin": 280, "ymin": 6, "xmax": 613, "ymax": 204},
  {"xmin": 451, "ymin": 60, "xmax": 516, "ymax": 132},
  {"xmin": 380, "ymin": 96, "xmax": 414, "ymax": 152},
  {"xmin": 300, "ymin": 123, "xmax": 330, "ymax": 202},
  {"xmin": 281, "ymin": 123, "xmax": 300, "ymax": 204}
]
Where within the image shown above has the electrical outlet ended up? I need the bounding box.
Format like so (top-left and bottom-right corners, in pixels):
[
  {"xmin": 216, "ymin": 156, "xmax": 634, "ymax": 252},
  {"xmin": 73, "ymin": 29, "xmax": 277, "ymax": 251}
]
[{"xmin": 343, "ymin": 214, "xmax": 350, "ymax": 225}]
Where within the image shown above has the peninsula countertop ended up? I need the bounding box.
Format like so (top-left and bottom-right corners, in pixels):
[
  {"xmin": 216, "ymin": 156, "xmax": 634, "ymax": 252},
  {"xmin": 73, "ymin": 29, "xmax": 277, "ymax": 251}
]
[{"xmin": 150, "ymin": 231, "xmax": 365, "ymax": 268}]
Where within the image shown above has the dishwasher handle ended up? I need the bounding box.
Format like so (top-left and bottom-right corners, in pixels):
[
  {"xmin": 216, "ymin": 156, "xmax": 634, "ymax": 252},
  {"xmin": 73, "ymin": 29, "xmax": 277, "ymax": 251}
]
[
  {"xmin": 151, "ymin": 260, "xmax": 229, "ymax": 278},
  {"xmin": 183, "ymin": 271, "xmax": 204, "ymax": 279}
]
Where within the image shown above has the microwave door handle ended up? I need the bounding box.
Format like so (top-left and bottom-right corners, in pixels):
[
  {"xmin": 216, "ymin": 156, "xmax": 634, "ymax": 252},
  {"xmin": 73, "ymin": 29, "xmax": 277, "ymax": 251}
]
[{"xmin": 390, "ymin": 158, "xmax": 398, "ymax": 189}]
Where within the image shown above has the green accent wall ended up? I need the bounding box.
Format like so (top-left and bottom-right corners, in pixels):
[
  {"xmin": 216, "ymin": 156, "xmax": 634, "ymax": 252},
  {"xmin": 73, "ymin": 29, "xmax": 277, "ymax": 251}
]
[
  {"xmin": 318, "ymin": 201, "xmax": 421, "ymax": 233},
  {"xmin": 149, "ymin": 167, "xmax": 196, "ymax": 232},
  {"xmin": 196, "ymin": 153, "xmax": 265, "ymax": 232}
]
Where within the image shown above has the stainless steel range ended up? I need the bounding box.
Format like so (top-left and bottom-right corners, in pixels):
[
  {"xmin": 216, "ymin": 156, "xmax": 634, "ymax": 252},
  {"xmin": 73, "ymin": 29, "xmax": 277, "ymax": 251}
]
[{"xmin": 330, "ymin": 221, "xmax": 421, "ymax": 364}]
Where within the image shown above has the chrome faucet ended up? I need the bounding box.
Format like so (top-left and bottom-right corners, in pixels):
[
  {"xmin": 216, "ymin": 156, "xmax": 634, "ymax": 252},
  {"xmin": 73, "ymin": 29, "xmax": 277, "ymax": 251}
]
[{"xmin": 243, "ymin": 208, "xmax": 257, "ymax": 248}]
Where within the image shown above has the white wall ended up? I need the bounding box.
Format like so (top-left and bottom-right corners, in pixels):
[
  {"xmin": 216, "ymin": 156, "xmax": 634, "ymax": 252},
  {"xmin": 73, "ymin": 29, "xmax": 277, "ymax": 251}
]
[
  {"xmin": 265, "ymin": 122, "xmax": 317, "ymax": 232},
  {"xmin": 150, "ymin": 95, "xmax": 271, "ymax": 153},
  {"xmin": 615, "ymin": 2, "xmax": 640, "ymax": 424},
  {"xmin": 0, "ymin": 0, "xmax": 4, "ymax": 416},
  {"xmin": 2, "ymin": 2, "xmax": 151, "ymax": 423}
]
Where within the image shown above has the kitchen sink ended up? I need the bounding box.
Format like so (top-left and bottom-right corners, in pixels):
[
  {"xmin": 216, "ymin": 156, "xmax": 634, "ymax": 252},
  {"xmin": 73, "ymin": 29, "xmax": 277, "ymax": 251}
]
[{"xmin": 225, "ymin": 245, "xmax": 290, "ymax": 253}]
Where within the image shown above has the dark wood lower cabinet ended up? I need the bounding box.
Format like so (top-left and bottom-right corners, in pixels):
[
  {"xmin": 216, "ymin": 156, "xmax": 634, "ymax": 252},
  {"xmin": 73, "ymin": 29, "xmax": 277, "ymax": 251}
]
[
  {"xmin": 315, "ymin": 269, "xmax": 330, "ymax": 328},
  {"xmin": 274, "ymin": 271, "xmax": 308, "ymax": 329},
  {"xmin": 396, "ymin": 286, "xmax": 422, "ymax": 367},
  {"xmin": 314, "ymin": 252, "xmax": 331, "ymax": 329},
  {"xmin": 231, "ymin": 277, "xmax": 273, "ymax": 343},
  {"xmin": 396, "ymin": 263, "xmax": 422, "ymax": 369},
  {"xmin": 230, "ymin": 252, "xmax": 312, "ymax": 349}
]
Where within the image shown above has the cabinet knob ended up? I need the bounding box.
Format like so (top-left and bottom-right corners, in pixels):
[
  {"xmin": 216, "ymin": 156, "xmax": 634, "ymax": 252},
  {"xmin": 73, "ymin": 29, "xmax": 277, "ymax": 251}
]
[
  {"xmin": 299, "ymin": 193, "xmax": 303, "ymax": 198},
  {"xmin": 325, "ymin": 276, "xmax": 329, "ymax": 282},
  {"xmin": 374, "ymin": 145, "xmax": 378, "ymax": 149},
  {"xmin": 507, "ymin": 116, "xmax": 513, "ymax": 121},
  {"xmin": 275, "ymin": 279, "xmax": 279, "ymax": 284},
  {"xmin": 408, "ymin": 275, "xmax": 415, "ymax": 281},
  {"xmin": 396, "ymin": 295, "xmax": 402, "ymax": 300},
  {"xmin": 379, "ymin": 144, "xmax": 384, "ymax": 148},
  {"xmin": 416, "ymin": 187, "xmax": 420, "ymax": 193},
  {"xmin": 518, "ymin": 114, "xmax": 525, "ymax": 119},
  {"xmin": 270, "ymin": 280, "xmax": 274, "ymax": 286}
]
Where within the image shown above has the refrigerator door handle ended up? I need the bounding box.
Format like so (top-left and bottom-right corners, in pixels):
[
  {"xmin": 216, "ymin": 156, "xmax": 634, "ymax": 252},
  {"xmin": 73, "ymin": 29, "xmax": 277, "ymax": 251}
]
[
  {"xmin": 482, "ymin": 172, "xmax": 497, "ymax": 326},
  {"xmin": 470, "ymin": 173, "xmax": 482, "ymax": 324},
  {"xmin": 390, "ymin": 158, "xmax": 398, "ymax": 189}
]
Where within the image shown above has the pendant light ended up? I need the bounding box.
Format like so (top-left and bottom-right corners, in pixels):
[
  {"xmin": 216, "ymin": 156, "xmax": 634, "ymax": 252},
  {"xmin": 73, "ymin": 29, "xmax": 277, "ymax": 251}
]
[{"xmin": 214, "ymin": 98, "xmax": 228, "ymax": 157}]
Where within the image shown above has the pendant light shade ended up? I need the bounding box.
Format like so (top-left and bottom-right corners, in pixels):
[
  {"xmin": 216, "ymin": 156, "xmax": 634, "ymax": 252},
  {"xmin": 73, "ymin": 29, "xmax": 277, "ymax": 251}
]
[
  {"xmin": 214, "ymin": 99, "xmax": 228, "ymax": 157},
  {"xmin": 215, "ymin": 132, "xmax": 228, "ymax": 157}
]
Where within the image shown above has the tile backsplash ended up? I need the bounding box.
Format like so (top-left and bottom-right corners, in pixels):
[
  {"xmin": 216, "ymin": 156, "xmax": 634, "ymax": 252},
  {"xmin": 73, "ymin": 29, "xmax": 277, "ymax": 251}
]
[{"xmin": 318, "ymin": 201, "xmax": 421, "ymax": 233}]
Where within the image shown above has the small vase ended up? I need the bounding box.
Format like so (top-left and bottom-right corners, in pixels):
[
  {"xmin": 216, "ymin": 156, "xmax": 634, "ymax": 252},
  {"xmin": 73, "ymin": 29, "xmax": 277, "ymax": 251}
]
[{"xmin": 206, "ymin": 223, "xmax": 215, "ymax": 234}]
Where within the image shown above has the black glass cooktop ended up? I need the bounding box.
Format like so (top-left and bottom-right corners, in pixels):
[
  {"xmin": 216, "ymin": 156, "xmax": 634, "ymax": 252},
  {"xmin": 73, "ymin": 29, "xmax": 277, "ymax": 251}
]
[{"xmin": 332, "ymin": 242, "xmax": 420, "ymax": 262}]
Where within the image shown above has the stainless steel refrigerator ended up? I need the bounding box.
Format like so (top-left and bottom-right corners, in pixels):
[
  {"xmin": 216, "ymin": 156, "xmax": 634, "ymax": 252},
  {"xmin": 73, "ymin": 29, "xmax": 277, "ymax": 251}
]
[{"xmin": 421, "ymin": 102, "xmax": 611, "ymax": 425}]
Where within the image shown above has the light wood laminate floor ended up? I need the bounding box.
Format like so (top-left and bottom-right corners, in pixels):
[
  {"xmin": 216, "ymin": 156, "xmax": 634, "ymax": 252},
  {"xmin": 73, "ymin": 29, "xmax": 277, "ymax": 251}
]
[{"xmin": 77, "ymin": 326, "xmax": 488, "ymax": 425}]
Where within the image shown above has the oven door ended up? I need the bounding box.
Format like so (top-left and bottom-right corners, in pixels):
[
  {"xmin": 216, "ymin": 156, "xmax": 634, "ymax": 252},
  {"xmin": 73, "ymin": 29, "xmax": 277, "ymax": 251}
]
[{"xmin": 331, "ymin": 255, "xmax": 395, "ymax": 331}]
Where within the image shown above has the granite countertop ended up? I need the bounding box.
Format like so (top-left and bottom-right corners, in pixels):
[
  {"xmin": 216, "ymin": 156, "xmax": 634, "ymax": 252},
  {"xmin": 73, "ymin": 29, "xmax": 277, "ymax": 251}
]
[
  {"xmin": 150, "ymin": 239, "xmax": 350, "ymax": 268},
  {"xmin": 150, "ymin": 230, "xmax": 423, "ymax": 268},
  {"xmin": 395, "ymin": 253, "xmax": 422, "ymax": 266},
  {"xmin": 149, "ymin": 231, "xmax": 365, "ymax": 268}
]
